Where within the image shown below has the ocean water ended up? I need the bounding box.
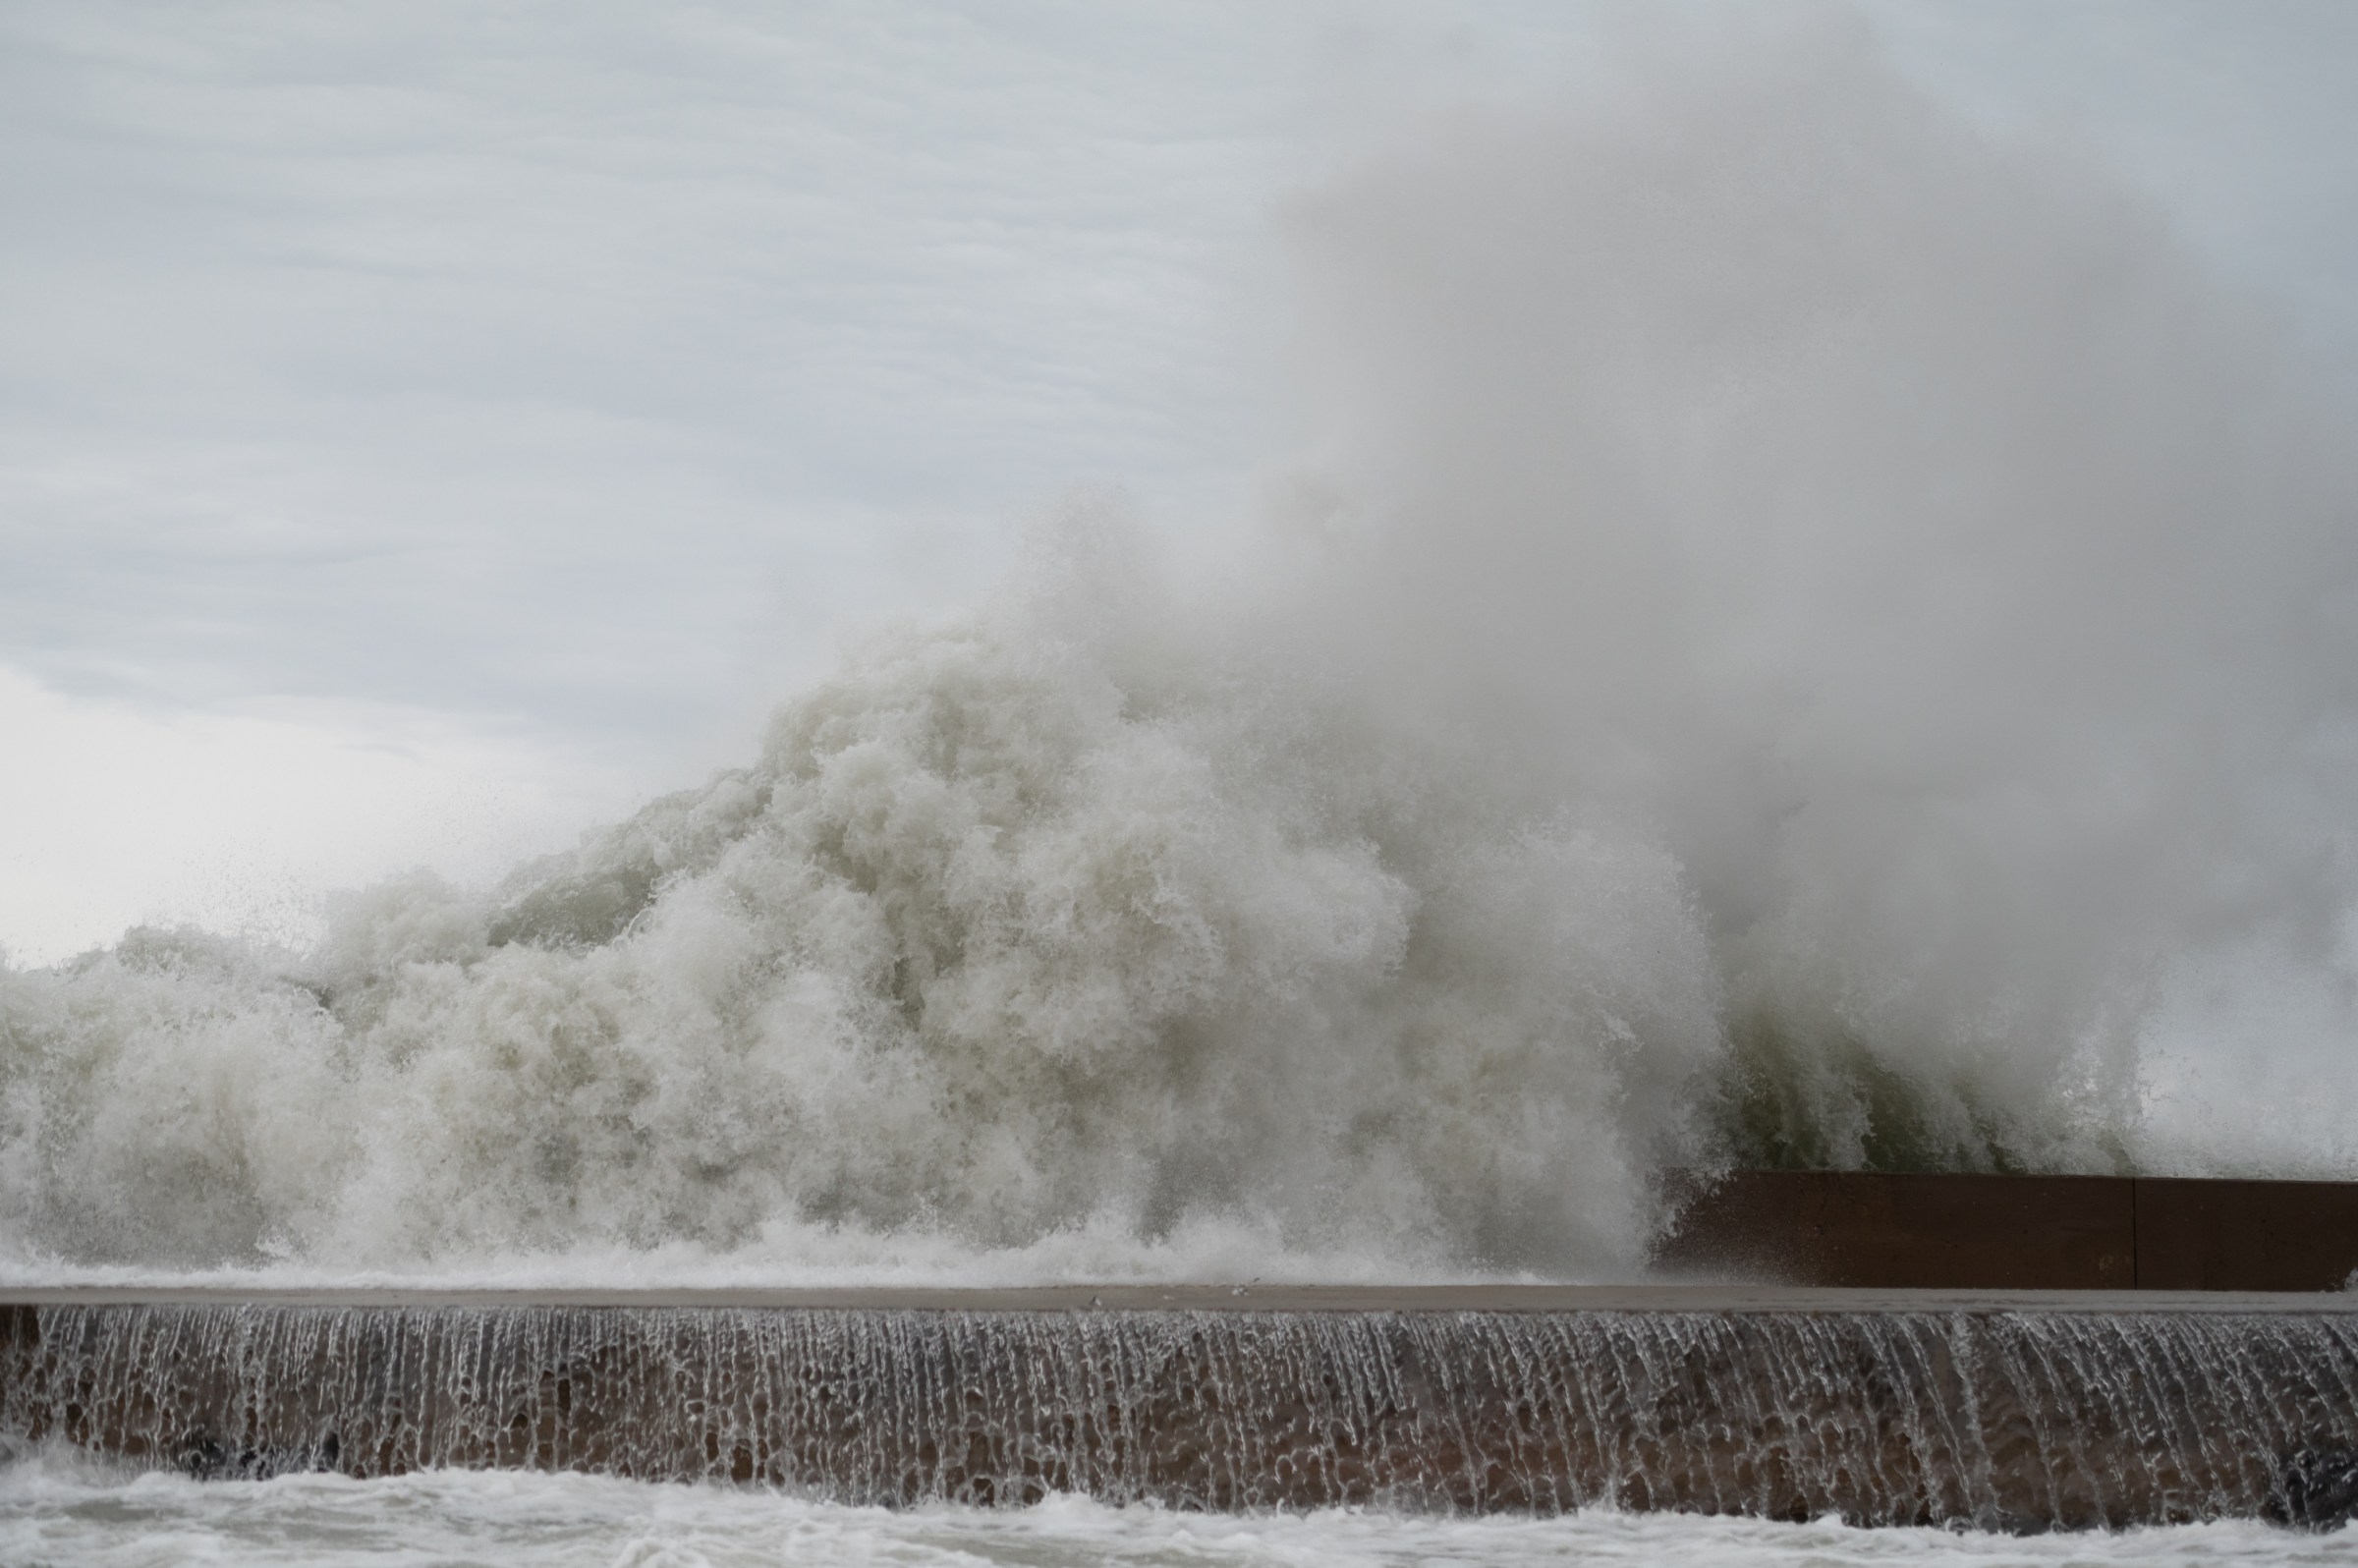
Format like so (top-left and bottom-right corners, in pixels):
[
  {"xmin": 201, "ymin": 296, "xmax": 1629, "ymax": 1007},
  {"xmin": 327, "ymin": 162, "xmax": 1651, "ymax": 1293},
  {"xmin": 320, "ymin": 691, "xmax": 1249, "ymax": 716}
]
[{"xmin": 1, "ymin": 1458, "xmax": 2352, "ymax": 1568}]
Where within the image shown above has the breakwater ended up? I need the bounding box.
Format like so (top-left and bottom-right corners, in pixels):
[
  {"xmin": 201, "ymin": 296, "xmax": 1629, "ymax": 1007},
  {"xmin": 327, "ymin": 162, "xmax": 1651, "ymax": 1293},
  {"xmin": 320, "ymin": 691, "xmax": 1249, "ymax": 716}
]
[{"xmin": 5, "ymin": 1290, "xmax": 2356, "ymax": 1530}]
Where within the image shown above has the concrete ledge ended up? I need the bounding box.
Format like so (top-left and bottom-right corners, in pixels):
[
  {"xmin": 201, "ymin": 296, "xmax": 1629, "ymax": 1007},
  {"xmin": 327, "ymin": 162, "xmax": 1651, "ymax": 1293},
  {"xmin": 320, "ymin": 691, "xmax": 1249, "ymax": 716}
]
[{"xmin": 1, "ymin": 1283, "xmax": 2355, "ymax": 1312}]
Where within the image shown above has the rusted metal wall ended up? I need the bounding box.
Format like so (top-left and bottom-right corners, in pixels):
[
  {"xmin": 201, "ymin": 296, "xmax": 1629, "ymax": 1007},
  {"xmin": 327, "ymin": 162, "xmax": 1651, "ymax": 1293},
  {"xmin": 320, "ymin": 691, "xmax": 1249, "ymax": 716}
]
[{"xmin": 1656, "ymin": 1172, "xmax": 2358, "ymax": 1291}]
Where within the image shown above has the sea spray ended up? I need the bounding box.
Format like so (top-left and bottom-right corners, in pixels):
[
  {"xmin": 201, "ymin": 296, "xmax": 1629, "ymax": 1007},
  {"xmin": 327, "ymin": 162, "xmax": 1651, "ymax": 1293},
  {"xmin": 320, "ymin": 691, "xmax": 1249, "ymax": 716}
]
[
  {"xmin": 1269, "ymin": 25, "xmax": 2358, "ymax": 1179},
  {"xmin": 4, "ymin": 28, "xmax": 2357, "ymax": 1280},
  {"xmin": 0, "ymin": 556, "xmax": 1726, "ymax": 1275}
]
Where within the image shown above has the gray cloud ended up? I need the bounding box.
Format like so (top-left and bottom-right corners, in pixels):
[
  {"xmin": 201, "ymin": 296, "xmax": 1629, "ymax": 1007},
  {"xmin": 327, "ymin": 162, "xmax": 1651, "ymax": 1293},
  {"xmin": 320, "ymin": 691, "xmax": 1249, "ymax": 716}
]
[
  {"xmin": 0, "ymin": 0, "xmax": 1310, "ymax": 752},
  {"xmin": 1, "ymin": 0, "xmax": 2352, "ymax": 772}
]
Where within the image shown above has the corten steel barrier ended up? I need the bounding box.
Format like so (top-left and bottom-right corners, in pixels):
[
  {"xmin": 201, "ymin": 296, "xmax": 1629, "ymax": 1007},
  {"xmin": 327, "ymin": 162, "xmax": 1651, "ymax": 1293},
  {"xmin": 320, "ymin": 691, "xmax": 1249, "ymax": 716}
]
[{"xmin": 1654, "ymin": 1172, "xmax": 2358, "ymax": 1291}]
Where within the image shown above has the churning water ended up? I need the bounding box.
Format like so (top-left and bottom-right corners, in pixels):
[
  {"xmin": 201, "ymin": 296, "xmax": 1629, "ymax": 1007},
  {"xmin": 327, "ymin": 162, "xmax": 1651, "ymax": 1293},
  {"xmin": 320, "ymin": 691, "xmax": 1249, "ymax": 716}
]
[{"xmin": 6, "ymin": 1461, "xmax": 2356, "ymax": 1568}]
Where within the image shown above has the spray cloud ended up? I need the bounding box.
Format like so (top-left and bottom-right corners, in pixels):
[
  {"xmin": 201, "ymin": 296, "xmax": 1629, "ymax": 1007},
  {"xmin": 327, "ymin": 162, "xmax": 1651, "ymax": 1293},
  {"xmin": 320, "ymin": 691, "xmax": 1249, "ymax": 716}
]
[{"xmin": 3, "ymin": 25, "xmax": 2355, "ymax": 1282}]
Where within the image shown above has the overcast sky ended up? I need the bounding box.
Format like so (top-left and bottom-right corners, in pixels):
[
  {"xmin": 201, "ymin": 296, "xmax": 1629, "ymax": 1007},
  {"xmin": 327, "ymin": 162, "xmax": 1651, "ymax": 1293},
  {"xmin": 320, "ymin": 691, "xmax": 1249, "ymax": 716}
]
[{"xmin": 3, "ymin": 0, "xmax": 2355, "ymax": 965}]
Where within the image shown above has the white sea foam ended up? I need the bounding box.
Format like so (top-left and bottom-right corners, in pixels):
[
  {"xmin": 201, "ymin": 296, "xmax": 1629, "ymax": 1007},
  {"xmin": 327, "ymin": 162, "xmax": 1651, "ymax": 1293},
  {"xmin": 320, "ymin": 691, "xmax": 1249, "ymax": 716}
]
[
  {"xmin": 3, "ymin": 25, "xmax": 2355, "ymax": 1285},
  {"xmin": 0, "ymin": 1454, "xmax": 2346, "ymax": 1568},
  {"xmin": 0, "ymin": 546, "xmax": 1726, "ymax": 1280}
]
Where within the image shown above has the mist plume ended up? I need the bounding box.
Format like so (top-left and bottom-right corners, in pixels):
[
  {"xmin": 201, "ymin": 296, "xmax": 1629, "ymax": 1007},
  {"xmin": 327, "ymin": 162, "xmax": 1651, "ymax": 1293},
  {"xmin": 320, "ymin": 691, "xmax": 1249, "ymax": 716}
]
[{"xmin": 4, "ymin": 26, "xmax": 2354, "ymax": 1283}]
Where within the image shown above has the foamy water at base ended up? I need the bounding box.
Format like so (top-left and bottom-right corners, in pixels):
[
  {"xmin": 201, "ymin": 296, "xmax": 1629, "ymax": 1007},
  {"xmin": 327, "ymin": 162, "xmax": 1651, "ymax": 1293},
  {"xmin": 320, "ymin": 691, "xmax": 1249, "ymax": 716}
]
[{"xmin": 0, "ymin": 1458, "xmax": 2349, "ymax": 1568}]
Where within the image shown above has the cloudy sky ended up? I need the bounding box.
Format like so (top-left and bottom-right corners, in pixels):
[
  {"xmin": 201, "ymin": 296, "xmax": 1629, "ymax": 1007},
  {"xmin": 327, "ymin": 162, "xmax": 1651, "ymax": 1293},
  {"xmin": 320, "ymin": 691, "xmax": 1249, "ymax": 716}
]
[{"xmin": 3, "ymin": 0, "xmax": 2354, "ymax": 965}]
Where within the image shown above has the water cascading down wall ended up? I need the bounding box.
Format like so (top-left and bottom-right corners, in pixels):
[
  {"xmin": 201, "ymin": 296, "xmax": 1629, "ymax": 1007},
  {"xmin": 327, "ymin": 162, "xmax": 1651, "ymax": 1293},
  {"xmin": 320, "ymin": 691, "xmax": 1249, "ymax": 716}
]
[{"xmin": 6, "ymin": 1285, "xmax": 2358, "ymax": 1531}]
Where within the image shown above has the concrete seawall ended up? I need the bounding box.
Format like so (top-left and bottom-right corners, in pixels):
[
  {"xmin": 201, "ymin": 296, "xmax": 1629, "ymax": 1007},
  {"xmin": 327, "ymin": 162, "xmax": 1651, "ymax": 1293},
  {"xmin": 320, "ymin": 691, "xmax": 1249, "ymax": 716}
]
[
  {"xmin": 5, "ymin": 1289, "xmax": 2357, "ymax": 1529},
  {"xmin": 8, "ymin": 1174, "xmax": 2357, "ymax": 1527}
]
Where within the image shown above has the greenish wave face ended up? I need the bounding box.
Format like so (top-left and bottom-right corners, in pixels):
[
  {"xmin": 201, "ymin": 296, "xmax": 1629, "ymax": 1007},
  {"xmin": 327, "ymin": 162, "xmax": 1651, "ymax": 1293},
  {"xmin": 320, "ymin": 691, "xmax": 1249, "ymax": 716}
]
[{"xmin": 1709, "ymin": 1013, "xmax": 2135, "ymax": 1177}]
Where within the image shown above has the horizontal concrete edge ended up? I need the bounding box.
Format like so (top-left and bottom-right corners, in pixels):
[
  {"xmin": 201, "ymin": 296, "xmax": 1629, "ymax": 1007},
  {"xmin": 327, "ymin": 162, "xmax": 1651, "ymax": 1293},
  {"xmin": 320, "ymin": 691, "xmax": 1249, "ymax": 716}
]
[{"xmin": 2, "ymin": 1284, "xmax": 2354, "ymax": 1313}]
